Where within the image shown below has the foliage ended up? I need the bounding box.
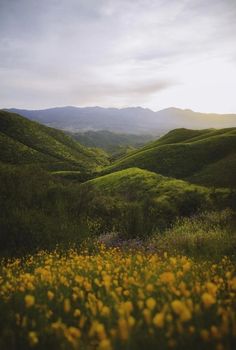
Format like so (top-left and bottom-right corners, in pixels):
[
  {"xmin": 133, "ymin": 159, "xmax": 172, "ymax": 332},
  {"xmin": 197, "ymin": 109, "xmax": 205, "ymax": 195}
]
[
  {"xmin": 103, "ymin": 128, "xmax": 236, "ymax": 188},
  {"xmin": 0, "ymin": 245, "xmax": 236, "ymax": 349},
  {"xmin": 69, "ymin": 129, "xmax": 155, "ymax": 155},
  {"xmin": 0, "ymin": 110, "xmax": 108, "ymax": 171},
  {"xmin": 0, "ymin": 164, "xmax": 92, "ymax": 256},
  {"xmin": 150, "ymin": 210, "xmax": 236, "ymax": 259}
]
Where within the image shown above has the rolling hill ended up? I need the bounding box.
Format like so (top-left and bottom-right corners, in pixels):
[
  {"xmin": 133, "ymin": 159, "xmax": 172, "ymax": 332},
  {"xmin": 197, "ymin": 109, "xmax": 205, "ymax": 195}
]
[
  {"xmin": 0, "ymin": 110, "xmax": 108, "ymax": 171},
  {"xmin": 102, "ymin": 128, "xmax": 236, "ymax": 188},
  {"xmin": 84, "ymin": 167, "xmax": 214, "ymax": 235},
  {"xmin": 6, "ymin": 106, "xmax": 236, "ymax": 134},
  {"xmin": 68, "ymin": 130, "xmax": 155, "ymax": 154}
]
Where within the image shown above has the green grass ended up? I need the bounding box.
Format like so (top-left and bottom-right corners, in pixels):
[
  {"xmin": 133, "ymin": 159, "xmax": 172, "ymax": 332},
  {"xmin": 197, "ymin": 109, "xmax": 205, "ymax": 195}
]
[
  {"xmin": 0, "ymin": 110, "xmax": 108, "ymax": 171},
  {"xmin": 103, "ymin": 128, "xmax": 236, "ymax": 188},
  {"xmin": 83, "ymin": 168, "xmax": 222, "ymax": 237},
  {"xmin": 150, "ymin": 209, "xmax": 236, "ymax": 259},
  {"xmin": 1, "ymin": 114, "xmax": 236, "ymax": 254}
]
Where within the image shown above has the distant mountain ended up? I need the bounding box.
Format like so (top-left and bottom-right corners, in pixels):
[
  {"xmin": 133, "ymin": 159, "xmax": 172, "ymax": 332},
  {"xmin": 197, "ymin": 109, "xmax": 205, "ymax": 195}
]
[
  {"xmin": 0, "ymin": 110, "xmax": 108, "ymax": 171},
  {"xmin": 103, "ymin": 127, "xmax": 236, "ymax": 188},
  {"xmin": 6, "ymin": 106, "xmax": 236, "ymax": 134}
]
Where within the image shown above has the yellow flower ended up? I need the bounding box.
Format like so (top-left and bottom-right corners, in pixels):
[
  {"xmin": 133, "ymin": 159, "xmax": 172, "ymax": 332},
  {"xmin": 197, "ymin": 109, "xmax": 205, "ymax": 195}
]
[
  {"xmin": 68, "ymin": 326, "xmax": 81, "ymax": 338},
  {"xmin": 24, "ymin": 295, "xmax": 35, "ymax": 308},
  {"xmin": 127, "ymin": 316, "xmax": 135, "ymax": 327},
  {"xmin": 160, "ymin": 272, "xmax": 175, "ymax": 284},
  {"xmin": 146, "ymin": 297, "xmax": 156, "ymax": 311},
  {"xmin": 229, "ymin": 277, "xmax": 236, "ymax": 290},
  {"xmin": 143, "ymin": 308, "xmax": 151, "ymax": 324},
  {"xmin": 206, "ymin": 282, "xmax": 218, "ymax": 296},
  {"xmin": 120, "ymin": 301, "xmax": 133, "ymax": 315},
  {"xmin": 118, "ymin": 318, "xmax": 129, "ymax": 340},
  {"xmin": 202, "ymin": 293, "xmax": 216, "ymax": 308},
  {"xmin": 170, "ymin": 257, "xmax": 177, "ymax": 266},
  {"xmin": 101, "ymin": 306, "xmax": 110, "ymax": 317},
  {"xmin": 171, "ymin": 300, "xmax": 184, "ymax": 314},
  {"xmin": 183, "ymin": 262, "xmax": 191, "ymax": 272},
  {"xmin": 74, "ymin": 309, "xmax": 81, "ymax": 317},
  {"xmin": 211, "ymin": 325, "xmax": 219, "ymax": 338},
  {"xmin": 63, "ymin": 298, "xmax": 71, "ymax": 313},
  {"xmin": 98, "ymin": 338, "xmax": 112, "ymax": 350},
  {"xmin": 171, "ymin": 300, "xmax": 191, "ymax": 322},
  {"xmin": 179, "ymin": 306, "xmax": 191, "ymax": 322},
  {"xmin": 47, "ymin": 290, "xmax": 54, "ymax": 300},
  {"xmin": 28, "ymin": 331, "xmax": 38, "ymax": 347},
  {"xmin": 153, "ymin": 312, "xmax": 165, "ymax": 328},
  {"xmin": 146, "ymin": 283, "xmax": 154, "ymax": 292}
]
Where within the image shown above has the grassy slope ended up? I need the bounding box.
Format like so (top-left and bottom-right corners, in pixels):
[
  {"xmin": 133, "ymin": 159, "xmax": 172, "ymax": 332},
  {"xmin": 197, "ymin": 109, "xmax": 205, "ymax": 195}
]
[
  {"xmin": 0, "ymin": 110, "xmax": 108, "ymax": 171},
  {"xmin": 103, "ymin": 128, "xmax": 236, "ymax": 188},
  {"xmin": 86, "ymin": 167, "xmax": 210, "ymax": 206}
]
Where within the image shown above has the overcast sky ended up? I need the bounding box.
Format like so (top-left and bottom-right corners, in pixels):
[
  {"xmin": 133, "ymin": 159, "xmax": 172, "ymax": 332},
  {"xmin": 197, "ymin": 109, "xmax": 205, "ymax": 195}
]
[{"xmin": 1, "ymin": 0, "xmax": 236, "ymax": 113}]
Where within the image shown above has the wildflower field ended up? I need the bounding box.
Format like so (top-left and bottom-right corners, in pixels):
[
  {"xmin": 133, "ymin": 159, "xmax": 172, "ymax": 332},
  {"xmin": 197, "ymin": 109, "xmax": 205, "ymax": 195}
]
[{"xmin": 0, "ymin": 245, "xmax": 236, "ymax": 350}]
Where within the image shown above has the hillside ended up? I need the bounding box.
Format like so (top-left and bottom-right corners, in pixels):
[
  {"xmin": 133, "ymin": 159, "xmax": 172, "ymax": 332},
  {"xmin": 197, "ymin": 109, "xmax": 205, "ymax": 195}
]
[
  {"xmin": 84, "ymin": 167, "xmax": 216, "ymax": 235},
  {"xmin": 87, "ymin": 167, "xmax": 208, "ymax": 201},
  {"xmin": 68, "ymin": 130, "xmax": 155, "ymax": 154},
  {"xmin": 0, "ymin": 110, "xmax": 108, "ymax": 171},
  {"xmin": 103, "ymin": 128, "xmax": 236, "ymax": 188},
  {"xmin": 6, "ymin": 106, "xmax": 236, "ymax": 134}
]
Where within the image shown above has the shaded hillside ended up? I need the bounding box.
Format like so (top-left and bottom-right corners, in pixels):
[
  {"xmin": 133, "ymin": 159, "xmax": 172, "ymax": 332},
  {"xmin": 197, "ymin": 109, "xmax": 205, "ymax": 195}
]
[
  {"xmin": 6, "ymin": 106, "xmax": 236, "ymax": 134},
  {"xmin": 69, "ymin": 130, "xmax": 155, "ymax": 153},
  {"xmin": 84, "ymin": 167, "xmax": 236, "ymax": 236},
  {"xmin": 0, "ymin": 110, "xmax": 108, "ymax": 171},
  {"xmin": 103, "ymin": 128, "xmax": 236, "ymax": 188}
]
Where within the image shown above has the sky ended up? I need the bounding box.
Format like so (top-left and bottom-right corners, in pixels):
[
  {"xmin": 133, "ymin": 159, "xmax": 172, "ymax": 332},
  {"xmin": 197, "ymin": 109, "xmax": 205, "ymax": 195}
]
[{"xmin": 1, "ymin": 0, "xmax": 236, "ymax": 113}]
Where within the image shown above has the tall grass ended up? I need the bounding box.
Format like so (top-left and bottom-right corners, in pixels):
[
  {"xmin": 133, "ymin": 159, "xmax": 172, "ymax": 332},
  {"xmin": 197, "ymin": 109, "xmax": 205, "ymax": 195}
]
[{"xmin": 150, "ymin": 210, "xmax": 236, "ymax": 259}]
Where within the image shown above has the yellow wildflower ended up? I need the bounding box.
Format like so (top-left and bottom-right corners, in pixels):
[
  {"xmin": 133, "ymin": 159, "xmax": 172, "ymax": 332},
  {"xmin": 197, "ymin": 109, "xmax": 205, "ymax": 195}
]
[
  {"xmin": 146, "ymin": 297, "xmax": 156, "ymax": 311},
  {"xmin": 153, "ymin": 312, "xmax": 165, "ymax": 328},
  {"xmin": 98, "ymin": 338, "xmax": 112, "ymax": 350},
  {"xmin": 24, "ymin": 295, "xmax": 35, "ymax": 308},
  {"xmin": 201, "ymin": 293, "xmax": 216, "ymax": 308},
  {"xmin": 74, "ymin": 309, "xmax": 81, "ymax": 317},
  {"xmin": 63, "ymin": 298, "xmax": 71, "ymax": 313},
  {"xmin": 118, "ymin": 318, "xmax": 129, "ymax": 341},
  {"xmin": 28, "ymin": 331, "xmax": 38, "ymax": 347},
  {"xmin": 47, "ymin": 290, "xmax": 54, "ymax": 300},
  {"xmin": 160, "ymin": 272, "xmax": 175, "ymax": 284},
  {"xmin": 171, "ymin": 300, "xmax": 191, "ymax": 322}
]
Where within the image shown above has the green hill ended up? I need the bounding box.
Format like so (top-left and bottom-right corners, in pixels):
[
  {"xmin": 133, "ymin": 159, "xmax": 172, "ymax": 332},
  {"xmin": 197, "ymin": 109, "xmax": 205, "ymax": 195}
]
[
  {"xmin": 103, "ymin": 128, "xmax": 236, "ymax": 188},
  {"xmin": 83, "ymin": 167, "xmax": 235, "ymax": 236},
  {"xmin": 87, "ymin": 167, "xmax": 209, "ymax": 202},
  {"xmin": 0, "ymin": 110, "xmax": 108, "ymax": 171},
  {"xmin": 69, "ymin": 130, "xmax": 155, "ymax": 154},
  {"xmin": 85, "ymin": 166, "xmax": 236, "ymax": 234}
]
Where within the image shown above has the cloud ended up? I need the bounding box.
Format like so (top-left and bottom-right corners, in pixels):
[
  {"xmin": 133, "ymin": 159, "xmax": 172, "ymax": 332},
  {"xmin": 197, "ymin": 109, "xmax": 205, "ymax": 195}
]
[{"xmin": 0, "ymin": 0, "xmax": 236, "ymax": 112}]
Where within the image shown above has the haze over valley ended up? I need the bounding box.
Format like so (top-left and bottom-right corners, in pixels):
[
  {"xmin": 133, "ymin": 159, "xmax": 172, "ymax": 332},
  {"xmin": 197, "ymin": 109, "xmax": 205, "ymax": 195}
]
[{"xmin": 7, "ymin": 106, "xmax": 236, "ymax": 134}]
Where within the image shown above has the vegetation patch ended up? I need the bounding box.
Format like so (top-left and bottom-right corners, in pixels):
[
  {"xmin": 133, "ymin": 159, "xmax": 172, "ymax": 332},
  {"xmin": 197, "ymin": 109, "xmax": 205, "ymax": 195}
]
[{"xmin": 0, "ymin": 245, "xmax": 235, "ymax": 350}]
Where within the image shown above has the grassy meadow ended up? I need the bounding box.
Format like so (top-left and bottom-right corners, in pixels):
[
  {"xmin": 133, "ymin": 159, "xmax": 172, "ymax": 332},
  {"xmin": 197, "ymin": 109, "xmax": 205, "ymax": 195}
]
[{"xmin": 0, "ymin": 110, "xmax": 236, "ymax": 349}]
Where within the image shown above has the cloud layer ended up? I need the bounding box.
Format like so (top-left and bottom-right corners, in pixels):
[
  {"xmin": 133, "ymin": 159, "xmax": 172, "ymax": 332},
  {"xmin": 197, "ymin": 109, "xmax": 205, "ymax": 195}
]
[{"xmin": 0, "ymin": 0, "xmax": 236, "ymax": 112}]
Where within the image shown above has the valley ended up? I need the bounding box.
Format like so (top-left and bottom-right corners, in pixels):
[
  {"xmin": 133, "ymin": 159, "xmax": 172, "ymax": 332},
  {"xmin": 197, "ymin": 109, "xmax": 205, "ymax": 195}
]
[{"xmin": 0, "ymin": 109, "xmax": 236, "ymax": 350}]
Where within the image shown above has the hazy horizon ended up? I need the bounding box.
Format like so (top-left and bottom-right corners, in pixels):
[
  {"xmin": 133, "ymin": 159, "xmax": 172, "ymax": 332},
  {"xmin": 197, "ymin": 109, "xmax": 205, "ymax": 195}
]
[
  {"xmin": 1, "ymin": 0, "xmax": 236, "ymax": 113},
  {"xmin": 6, "ymin": 104, "xmax": 236, "ymax": 116}
]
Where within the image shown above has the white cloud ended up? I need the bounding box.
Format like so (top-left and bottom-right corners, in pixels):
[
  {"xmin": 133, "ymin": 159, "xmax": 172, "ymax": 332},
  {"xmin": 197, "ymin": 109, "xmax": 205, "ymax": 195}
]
[{"xmin": 0, "ymin": 0, "xmax": 236, "ymax": 112}]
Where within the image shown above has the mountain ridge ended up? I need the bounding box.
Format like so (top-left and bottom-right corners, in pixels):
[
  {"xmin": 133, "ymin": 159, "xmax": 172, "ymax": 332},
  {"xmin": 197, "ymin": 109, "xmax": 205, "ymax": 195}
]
[{"xmin": 5, "ymin": 106, "xmax": 236, "ymax": 134}]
